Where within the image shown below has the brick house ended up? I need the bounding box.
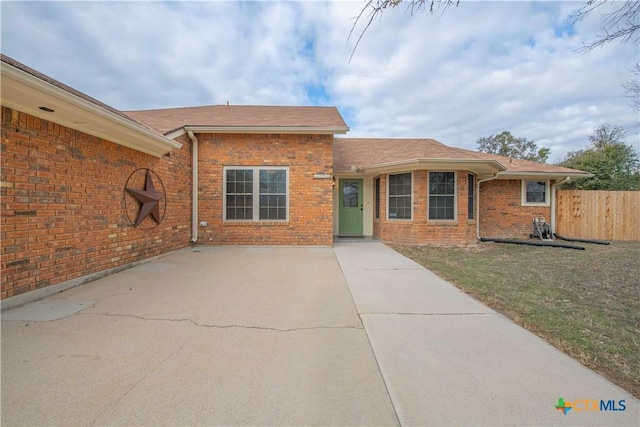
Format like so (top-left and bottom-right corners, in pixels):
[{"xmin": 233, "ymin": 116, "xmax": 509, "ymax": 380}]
[
  {"xmin": 1, "ymin": 55, "xmax": 589, "ymax": 303},
  {"xmin": 333, "ymin": 138, "xmax": 590, "ymax": 244}
]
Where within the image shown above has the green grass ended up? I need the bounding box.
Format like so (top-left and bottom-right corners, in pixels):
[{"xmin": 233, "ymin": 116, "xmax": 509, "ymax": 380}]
[{"xmin": 389, "ymin": 241, "xmax": 640, "ymax": 398}]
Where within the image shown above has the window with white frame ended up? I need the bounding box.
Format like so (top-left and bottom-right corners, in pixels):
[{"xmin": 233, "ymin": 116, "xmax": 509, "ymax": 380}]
[
  {"xmin": 521, "ymin": 180, "xmax": 549, "ymax": 206},
  {"xmin": 429, "ymin": 172, "xmax": 456, "ymax": 220},
  {"xmin": 388, "ymin": 173, "xmax": 412, "ymax": 219},
  {"xmin": 224, "ymin": 167, "xmax": 288, "ymax": 221}
]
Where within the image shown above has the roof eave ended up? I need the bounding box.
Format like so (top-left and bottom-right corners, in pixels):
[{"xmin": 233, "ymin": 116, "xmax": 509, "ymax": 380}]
[
  {"xmin": 1, "ymin": 61, "xmax": 181, "ymax": 157},
  {"xmin": 497, "ymin": 171, "xmax": 594, "ymax": 180},
  {"xmin": 176, "ymin": 125, "xmax": 349, "ymax": 137},
  {"xmin": 336, "ymin": 158, "xmax": 507, "ymax": 176}
]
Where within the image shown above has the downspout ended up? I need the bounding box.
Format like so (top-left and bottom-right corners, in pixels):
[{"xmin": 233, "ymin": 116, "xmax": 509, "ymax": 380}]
[
  {"xmin": 476, "ymin": 173, "xmax": 500, "ymax": 240},
  {"xmin": 187, "ymin": 131, "xmax": 199, "ymax": 243},
  {"xmin": 551, "ymin": 177, "xmax": 571, "ymax": 235}
]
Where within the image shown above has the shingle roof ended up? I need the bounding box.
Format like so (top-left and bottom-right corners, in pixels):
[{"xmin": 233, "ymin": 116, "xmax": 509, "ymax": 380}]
[
  {"xmin": 449, "ymin": 146, "xmax": 590, "ymax": 175},
  {"xmin": 333, "ymin": 138, "xmax": 486, "ymax": 171},
  {"xmin": 334, "ymin": 138, "xmax": 590, "ymax": 177},
  {"xmin": 126, "ymin": 105, "xmax": 349, "ymax": 135}
]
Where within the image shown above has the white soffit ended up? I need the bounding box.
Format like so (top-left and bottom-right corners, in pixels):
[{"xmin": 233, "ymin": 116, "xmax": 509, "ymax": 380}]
[
  {"xmin": 350, "ymin": 158, "xmax": 507, "ymax": 176},
  {"xmin": 1, "ymin": 63, "xmax": 180, "ymax": 157}
]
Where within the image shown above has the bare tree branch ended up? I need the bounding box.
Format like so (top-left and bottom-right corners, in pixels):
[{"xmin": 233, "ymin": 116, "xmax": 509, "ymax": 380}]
[
  {"xmin": 347, "ymin": 0, "xmax": 458, "ymax": 62},
  {"xmin": 572, "ymin": 0, "xmax": 640, "ymax": 53},
  {"xmin": 622, "ymin": 61, "xmax": 640, "ymax": 111}
]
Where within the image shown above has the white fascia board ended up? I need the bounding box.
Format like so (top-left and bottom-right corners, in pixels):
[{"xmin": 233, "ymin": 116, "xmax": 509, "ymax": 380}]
[
  {"xmin": 1, "ymin": 64, "xmax": 181, "ymax": 157},
  {"xmin": 183, "ymin": 125, "xmax": 350, "ymax": 135},
  {"xmin": 348, "ymin": 158, "xmax": 507, "ymax": 176},
  {"xmin": 496, "ymin": 171, "xmax": 594, "ymax": 180}
]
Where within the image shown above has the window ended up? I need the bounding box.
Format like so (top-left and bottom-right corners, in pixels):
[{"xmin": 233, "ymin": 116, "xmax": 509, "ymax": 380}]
[
  {"xmin": 224, "ymin": 167, "xmax": 288, "ymax": 221},
  {"xmin": 429, "ymin": 172, "xmax": 456, "ymax": 220},
  {"xmin": 522, "ymin": 180, "xmax": 549, "ymax": 206},
  {"xmin": 259, "ymin": 169, "xmax": 287, "ymax": 220},
  {"xmin": 468, "ymin": 173, "xmax": 475, "ymax": 220},
  {"xmin": 374, "ymin": 177, "xmax": 380, "ymax": 219},
  {"xmin": 226, "ymin": 169, "xmax": 253, "ymax": 220},
  {"xmin": 388, "ymin": 173, "xmax": 412, "ymax": 219},
  {"xmin": 343, "ymin": 181, "xmax": 359, "ymax": 207}
]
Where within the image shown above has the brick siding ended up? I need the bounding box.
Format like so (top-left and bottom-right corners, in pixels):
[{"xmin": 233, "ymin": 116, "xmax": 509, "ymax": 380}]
[
  {"xmin": 373, "ymin": 171, "xmax": 477, "ymax": 245},
  {"xmin": 195, "ymin": 133, "xmax": 334, "ymax": 246},
  {"xmin": 1, "ymin": 107, "xmax": 193, "ymax": 299},
  {"xmin": 478, "ymin": 179, "xmax": 552, "ymax": 239}
]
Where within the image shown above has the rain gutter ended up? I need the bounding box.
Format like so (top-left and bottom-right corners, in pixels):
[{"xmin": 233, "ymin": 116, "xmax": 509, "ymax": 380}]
[{"xmin": 187, "ymin": 130, "xmax": 199, "ymax": 243}]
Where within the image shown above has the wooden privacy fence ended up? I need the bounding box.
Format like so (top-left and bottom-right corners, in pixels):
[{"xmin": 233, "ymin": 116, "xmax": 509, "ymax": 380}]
[{"xmin": 556, "ymin": 190, "xmax": 640, "ymax": 241}]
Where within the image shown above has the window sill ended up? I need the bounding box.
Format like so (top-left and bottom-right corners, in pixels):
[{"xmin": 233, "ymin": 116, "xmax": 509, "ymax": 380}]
[
  {"xmin": 223, "ymin": 221, "xmax": 289, "ymax": 226},
  {"xmin": 521, "ymin": 203, "xmax": 550, "ymax": 207}
]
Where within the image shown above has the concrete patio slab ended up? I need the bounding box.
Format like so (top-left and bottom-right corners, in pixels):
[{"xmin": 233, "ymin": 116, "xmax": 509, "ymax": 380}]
[
  {"xmin": 1, "ymin": 314, "xmax": 201, "ymax": 426},
  {"xmin": 2, "ymin": 242, "xmax": 638, "ymax": 426},
  {"xmin": 49, "ymin": 246, "xmax": 361, "ymax": 331},
  {"xmin": 92, "ymin": 327, "xmax": 394, "ymax": 426},
  {"xmin": 1, "ymin": 246, "xmax": 398, "ymax": 426}
]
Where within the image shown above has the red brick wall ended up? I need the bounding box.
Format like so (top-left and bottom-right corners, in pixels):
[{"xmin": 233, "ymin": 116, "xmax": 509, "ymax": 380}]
[
  {"xmin": 195, "ymin": 133, "xmax": 334, "ymax": 245},
  {"xmin": 373, "ymin": 171, "xmax": 477, "ymax": 245},
  {"xmin": 1, "ymin": 107, "xmax": 192, "ymax": 300},
  {"xmin": 479, "ymin": 179, "xmax": 552, "ymax": 238}
]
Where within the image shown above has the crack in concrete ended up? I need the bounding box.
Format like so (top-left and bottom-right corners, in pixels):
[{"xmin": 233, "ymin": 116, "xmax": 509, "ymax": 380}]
[
  {"xmin": 84, "ymin": 312, "xmax": 363, "ymax": 332},
  {"xmin": 22, "ymin": 354, "xmax": 101, "ymax": 363},
  {"xmin": 90, "ymin": 332, "xmax": 194, "ymax": 426}
]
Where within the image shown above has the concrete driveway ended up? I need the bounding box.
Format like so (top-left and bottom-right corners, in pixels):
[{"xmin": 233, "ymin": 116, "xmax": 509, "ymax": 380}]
[{"xmin": 2, "ymin": 242, "xmax": 638, "ymax": 426}]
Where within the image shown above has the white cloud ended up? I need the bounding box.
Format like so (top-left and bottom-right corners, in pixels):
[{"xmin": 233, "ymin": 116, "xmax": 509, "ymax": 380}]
[{"xmin": 1, "ymin": 0, "xmax": 637, "ymax": 163}]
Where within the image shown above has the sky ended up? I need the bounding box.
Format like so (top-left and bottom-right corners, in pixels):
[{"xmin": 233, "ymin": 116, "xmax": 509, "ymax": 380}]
[{"xmin": 1, "ymin": 0, "xmax": 638, "ymax": 163}]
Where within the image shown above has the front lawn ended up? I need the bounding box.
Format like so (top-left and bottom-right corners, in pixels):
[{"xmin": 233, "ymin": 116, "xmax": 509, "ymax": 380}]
[{"xmin": 389, "ymin": 241, "xmax": 640, "ymax": 398}]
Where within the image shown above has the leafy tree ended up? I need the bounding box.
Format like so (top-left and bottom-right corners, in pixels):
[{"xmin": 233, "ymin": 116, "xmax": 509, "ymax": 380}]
[
  {"xmin": 476, "ymin": 131, "xmax": 550, "ymax": 163},
  {"xmin": 559, "ymin": 124, "xmax": 640, "ymax": 190}
]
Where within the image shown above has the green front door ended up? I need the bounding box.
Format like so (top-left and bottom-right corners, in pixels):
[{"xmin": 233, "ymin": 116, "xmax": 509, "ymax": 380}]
[{"xmin": 339, "ymin": 179, "xmax": 363, "ymax": 235}]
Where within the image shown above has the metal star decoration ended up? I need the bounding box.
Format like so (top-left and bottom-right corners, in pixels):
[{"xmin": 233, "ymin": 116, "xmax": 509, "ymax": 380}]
[{"xmin": 126, "ymin": 170, "xmax": 165, "ymax": 227}]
